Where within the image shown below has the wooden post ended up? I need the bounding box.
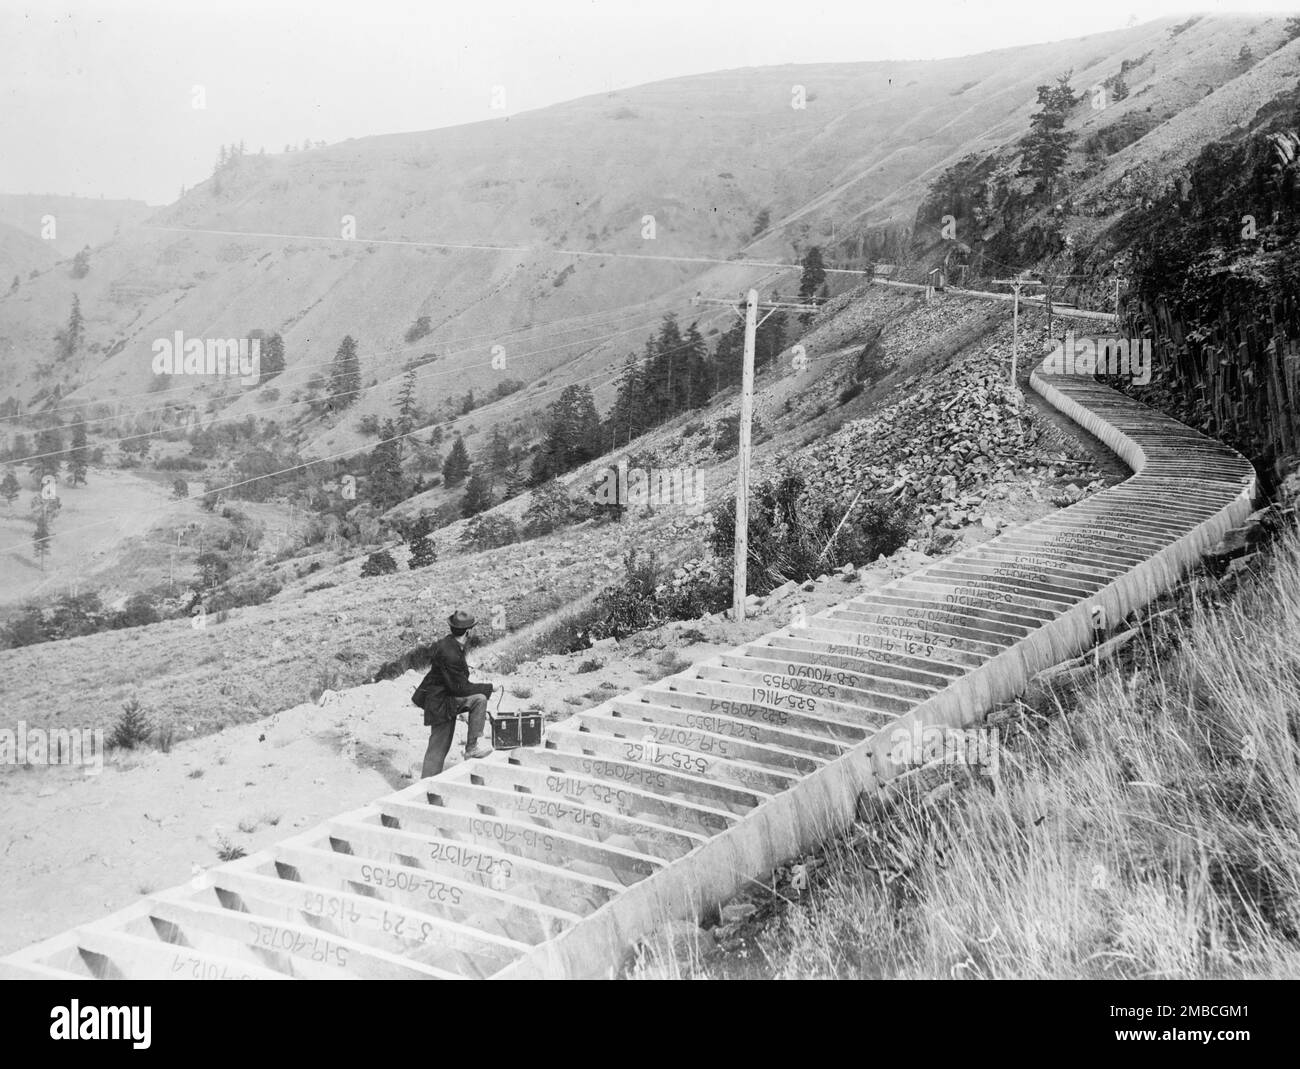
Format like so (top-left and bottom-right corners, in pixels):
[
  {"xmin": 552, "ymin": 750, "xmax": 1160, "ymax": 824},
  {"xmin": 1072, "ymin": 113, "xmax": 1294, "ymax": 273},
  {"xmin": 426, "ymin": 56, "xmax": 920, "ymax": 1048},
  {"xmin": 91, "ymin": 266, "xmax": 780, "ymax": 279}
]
[
  {"xmin": 733, "ymin": 289, "xmax": 758, "ymax": 622},
  {"xmin": 994, "ymin": 278, "xmax": 1041, "ymax": 387},
  {"xmin": 1010, "ymin": 281, "xmax": 1020, "ymax": 386}
]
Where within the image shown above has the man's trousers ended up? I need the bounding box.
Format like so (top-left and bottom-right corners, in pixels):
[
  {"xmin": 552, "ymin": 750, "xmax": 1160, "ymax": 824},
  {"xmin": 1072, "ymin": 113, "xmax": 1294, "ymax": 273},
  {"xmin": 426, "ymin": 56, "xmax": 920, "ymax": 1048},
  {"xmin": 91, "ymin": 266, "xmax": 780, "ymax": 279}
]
[{"xmin": 421, "ymin": 692, "xmax": 488, "ymax": 778}]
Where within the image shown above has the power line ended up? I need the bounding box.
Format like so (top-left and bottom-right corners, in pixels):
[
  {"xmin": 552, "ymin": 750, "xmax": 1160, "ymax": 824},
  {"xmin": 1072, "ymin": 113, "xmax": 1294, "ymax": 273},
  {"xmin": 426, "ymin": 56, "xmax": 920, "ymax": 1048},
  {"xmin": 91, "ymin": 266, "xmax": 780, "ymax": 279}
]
[
  {"xmin": 0, "ymin": 298, "xmax": 681, "ymax": 427},
  {"xmin": 3, "ymin": 306, "xmax": 696, "ymax": 467},
  {"xmin": 142, "ymin": 223, "xmax": 863, "ymax": 277}
]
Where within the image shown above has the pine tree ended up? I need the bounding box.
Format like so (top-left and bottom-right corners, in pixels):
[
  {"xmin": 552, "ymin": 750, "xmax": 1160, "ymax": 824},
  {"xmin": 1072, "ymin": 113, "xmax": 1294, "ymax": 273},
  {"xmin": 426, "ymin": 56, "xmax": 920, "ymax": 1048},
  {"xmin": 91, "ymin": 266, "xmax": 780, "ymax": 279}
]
[
  {"xmin": 55, "ymin": 295, "xmax": 84, "ymax": 359},
  {"xmin": 365, "ymin": 419, "xmax": 407, "ymax": 509},
  {"xmin": 329, "ymin": 335, "xmax": 361, "ymax": 410},
  {"xmin": 442, "ymin": 436, "xmax": 471, "ymax": 487},
  {"xmin": 712, "ymin": 317, "xmax": 746, "ymax": 390},
  {"xmin": 1020, "ymin": 73, "xmax": 1078, "ymax": 200},
  {"xmin": 1, "ymin": 468, "xmax": 19, "ymax": 505},
  {"xmin": 682, "ymin": 322, "xmax": 711, "ymax": 410},
  {"xmin": 606, "ymin": 352, "xmax": 646, "ymax": 448},
  {"xmin": 756, "ymin": 311, "xmax": 787, "ymax": 371},
  {"xmin": 530, "ymin": 385, "xmax": 600, "ymax": 484},
  {"xmin": 799, "ymin": 247, "xmax": 827, "ymax": 301},
  {"xmin": 503, "ymin": 448, "xmax": 529, "ymax": 498},
  {"xmin": 487, "ymin": 426, "xmax": 511, "ymax": 476},
  {"xmin": 408, "ymin": 535, "xmax": 437, "ymax": 569},
  {"xmin": 34, "ymin": 427, "xmax": 64, "ymax": 480},
  {"xmin": 70, "ymin": 247, "xmax": 90, "ymax": 279},
  {"xmin": 656, "ymin": 314, "xmax": 685, "ymax": 415},
  {"xmin": 460, "ymin": 470, "xmax": 494, "ymax": 518},
  {"xmin": 396, "ymin": 367, "xmax": 419, "ymax": 437},
  {"xmin": 33, "ymin": 511, "xmax": 51, "ymax": 570},
  {"xmin": 68, "ymin": 419, "xmax": 88, "ymax": 486},
  {"xmin": 261, "ymin": 333, "xmax": 286, "ymax": 380}
]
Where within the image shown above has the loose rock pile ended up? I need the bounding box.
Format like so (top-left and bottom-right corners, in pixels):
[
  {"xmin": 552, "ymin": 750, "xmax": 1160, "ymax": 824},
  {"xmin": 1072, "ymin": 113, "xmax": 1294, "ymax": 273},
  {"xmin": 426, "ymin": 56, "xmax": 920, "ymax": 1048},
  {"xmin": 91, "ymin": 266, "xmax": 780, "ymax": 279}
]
[{"xmin": 763, "ymin": 347, "xmax": 1105, "ymax": 534}]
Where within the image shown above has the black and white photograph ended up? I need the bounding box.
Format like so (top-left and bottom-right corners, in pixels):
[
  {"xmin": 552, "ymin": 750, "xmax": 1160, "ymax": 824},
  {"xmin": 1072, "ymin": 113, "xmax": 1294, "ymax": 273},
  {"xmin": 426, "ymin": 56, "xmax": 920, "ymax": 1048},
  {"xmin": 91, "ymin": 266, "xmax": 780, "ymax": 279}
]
[{"xmin": 0, "ymin": 0, "xmax": 1296, "ymax": 1024}]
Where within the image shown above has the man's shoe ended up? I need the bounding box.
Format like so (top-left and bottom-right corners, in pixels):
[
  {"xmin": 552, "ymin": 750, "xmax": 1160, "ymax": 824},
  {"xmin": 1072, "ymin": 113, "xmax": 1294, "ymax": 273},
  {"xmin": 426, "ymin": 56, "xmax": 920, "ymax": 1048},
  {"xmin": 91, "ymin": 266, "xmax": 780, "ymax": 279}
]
[{"xmin": 465, "ymin": 740, "xmax": 493, "ymax": 759}]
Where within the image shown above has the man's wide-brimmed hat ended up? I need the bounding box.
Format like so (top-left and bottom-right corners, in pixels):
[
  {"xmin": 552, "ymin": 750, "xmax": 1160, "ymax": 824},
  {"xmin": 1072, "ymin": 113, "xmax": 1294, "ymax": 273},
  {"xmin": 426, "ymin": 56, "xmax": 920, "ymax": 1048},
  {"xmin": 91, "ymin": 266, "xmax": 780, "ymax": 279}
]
[{"xmin": 448, "ymin": 610, "xmax": 477, "ymax": 630}]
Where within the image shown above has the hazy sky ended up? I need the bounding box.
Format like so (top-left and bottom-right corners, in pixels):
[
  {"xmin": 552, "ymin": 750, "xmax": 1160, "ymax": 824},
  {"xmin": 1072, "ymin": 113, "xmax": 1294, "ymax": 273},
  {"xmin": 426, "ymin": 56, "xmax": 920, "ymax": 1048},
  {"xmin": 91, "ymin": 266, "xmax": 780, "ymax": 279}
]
[{"xmin": 1, "ymin": 0, "xmax": 1293, "ymax": 204}]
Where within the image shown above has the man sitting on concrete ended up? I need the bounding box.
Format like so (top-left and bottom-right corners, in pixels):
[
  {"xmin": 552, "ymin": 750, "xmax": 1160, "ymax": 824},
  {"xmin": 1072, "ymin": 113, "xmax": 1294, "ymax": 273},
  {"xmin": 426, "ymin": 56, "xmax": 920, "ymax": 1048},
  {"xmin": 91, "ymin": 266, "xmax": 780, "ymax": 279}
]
[{"xmin": 416, "ymin": 610, "xmax": 494, "ymax": 777}]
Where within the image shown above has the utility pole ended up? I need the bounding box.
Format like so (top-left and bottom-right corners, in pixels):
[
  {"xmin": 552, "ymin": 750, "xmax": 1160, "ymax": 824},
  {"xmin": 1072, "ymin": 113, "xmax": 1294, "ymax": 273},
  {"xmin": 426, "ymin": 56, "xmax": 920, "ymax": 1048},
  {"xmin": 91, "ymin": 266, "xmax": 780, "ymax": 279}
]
[
  {"xmin": 735, "ymin": 289, "xmax": 758, "ymax": 622},
  {"xmin": 692, "ymin": 289, "xmax": 819, "ymax": 621},
  {"xmin": 992, "ymin": 277, "xmax": 1043, "ymax": 387}
]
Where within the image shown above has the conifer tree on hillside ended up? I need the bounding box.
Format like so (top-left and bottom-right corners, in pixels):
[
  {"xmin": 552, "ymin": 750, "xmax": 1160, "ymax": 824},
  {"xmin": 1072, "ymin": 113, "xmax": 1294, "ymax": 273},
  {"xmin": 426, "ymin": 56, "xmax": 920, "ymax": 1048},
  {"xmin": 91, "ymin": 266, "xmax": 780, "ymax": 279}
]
[
  {"xmin": 68, "ymin": 419, "xmax": 89, "ymax": 486},
  {"xmin": 799, "ymin": 246, "xmax": 827, "ymax": 325},
  {"xmin": 365, "ymin": 419, "xmax": 407, "ymax": 510},
  {"xmin": 799, "ymin": 246, "xmax": 827, "ymax": 301},
  {"xmin": 529, "ymin": 384, "xmax": 600, "ymax": 485},
  {"xmin": 328, "ymin": 335, "xmax": 362, "ymax": 410},
  {"xmin": 652, "ymin": 314, "xmax": 685, "ymax": 418},
  {"xmin": 503, "ymin": 448, "xmax": 529, "ymax": 498},
  {"xmin": 33, "ymin": 427, "xmax": 64, "ymax": 481},
  {"xmin": 1, "ymin": 468, "xmax": 19, "ymax": 506},
  {"xmin": 1020, "ymin": 72, "xmax": 1078, "ymax": 200},
  {"xmin": 682, "ymin": 322, "xmax": 711, "ymax": 410},
  {"xmin": 460, "ymin": 470, "xmax": 494, "ymax": 518},
  {"xmin": 487, "ymin": 426, "xmax": 511, "ymax": 476},
  {"xmin": 603, "ymin": 319, "xmax": 714, "ymax": 450},
  {"xmin": 442, "ymin": 435, "xmax": 471, "ymax": 487},
  {"xmin": 606, "ymin": 353, "xmax": 647, "ymax": 448},
  {"xmin": 409, "ymin": 534, "xmax": 437, "ymax": 569},
  {"xmin": 711, "ymin": 318, "xmax": 746, "ymax": 392},
  {"xmin": 756, "ymin": 310, "xmax": 787, "ymax": 371},
  {"xmin": 396, "ymin": 366, "xmax": 419, "ymax": 437},
  {"xmin": 55, "ymin": 295, "xmax": 84, "ymax": 360}
]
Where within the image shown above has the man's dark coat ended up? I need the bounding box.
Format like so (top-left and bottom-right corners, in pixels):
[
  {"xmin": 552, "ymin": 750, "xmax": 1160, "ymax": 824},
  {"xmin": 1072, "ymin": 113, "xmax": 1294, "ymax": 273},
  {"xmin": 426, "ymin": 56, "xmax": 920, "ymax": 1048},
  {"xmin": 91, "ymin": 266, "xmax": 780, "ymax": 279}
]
[{"xmin": 415, "ymin": 634, "xmax": 493, "ymax": 726}]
